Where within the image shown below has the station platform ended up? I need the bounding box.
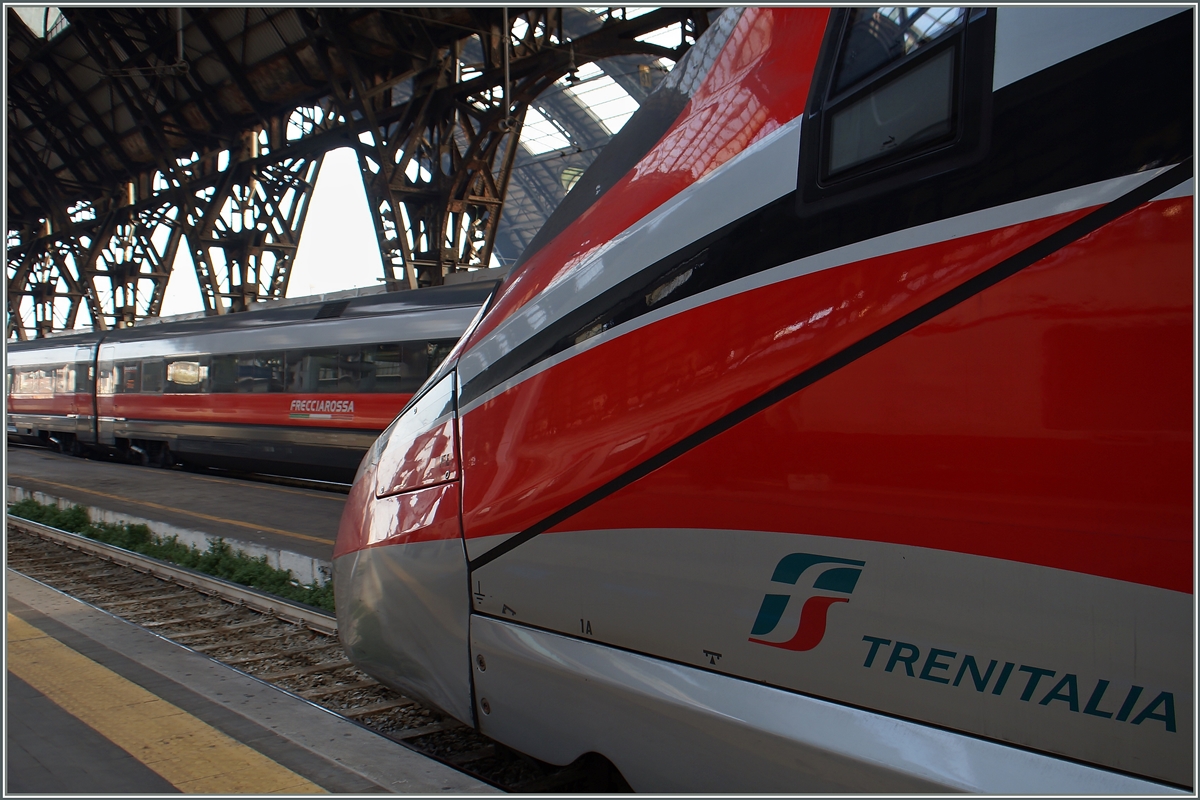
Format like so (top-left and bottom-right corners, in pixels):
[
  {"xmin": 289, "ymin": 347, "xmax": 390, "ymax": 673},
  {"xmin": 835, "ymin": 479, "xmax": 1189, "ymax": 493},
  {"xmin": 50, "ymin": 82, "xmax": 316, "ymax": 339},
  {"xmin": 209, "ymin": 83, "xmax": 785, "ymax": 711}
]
[
  {"xmin": 6, "ymin": 445, "xmax": 344, "ymax": 563},
  {"xmin": 6, "ymin": 570, "xmax": 497, "ymax": 794}
]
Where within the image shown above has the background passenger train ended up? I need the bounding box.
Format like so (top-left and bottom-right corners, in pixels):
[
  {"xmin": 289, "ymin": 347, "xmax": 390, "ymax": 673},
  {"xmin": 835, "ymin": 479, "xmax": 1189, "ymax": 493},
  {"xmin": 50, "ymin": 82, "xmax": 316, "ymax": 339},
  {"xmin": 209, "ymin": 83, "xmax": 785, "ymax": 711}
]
[
  {"xmin": 7, "ymin": 332, "xmax": 99, "ymax": 455},
  {"xmin": 334, "ymin": 6, "xmax": 1192, "ymax": 793},
  {"xmin": 7, "ymin": 282, "xmax": 495, "ymax": 481}
]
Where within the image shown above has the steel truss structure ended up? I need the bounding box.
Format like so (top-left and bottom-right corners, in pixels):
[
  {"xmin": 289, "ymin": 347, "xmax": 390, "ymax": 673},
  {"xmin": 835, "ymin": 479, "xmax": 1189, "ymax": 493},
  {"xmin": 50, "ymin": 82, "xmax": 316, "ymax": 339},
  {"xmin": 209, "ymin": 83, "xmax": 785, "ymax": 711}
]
[{"xmin": 7, "ymin": 7, "xmax": 710, "ymax": 338}]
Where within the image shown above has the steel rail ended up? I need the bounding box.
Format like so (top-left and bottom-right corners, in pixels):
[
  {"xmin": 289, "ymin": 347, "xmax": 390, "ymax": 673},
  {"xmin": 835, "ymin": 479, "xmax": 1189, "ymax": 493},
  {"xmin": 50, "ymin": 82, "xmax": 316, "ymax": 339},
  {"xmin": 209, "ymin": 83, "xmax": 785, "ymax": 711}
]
[{"xmin": 5, "ymin": 514, "xmax": 337, "ymax": 635}]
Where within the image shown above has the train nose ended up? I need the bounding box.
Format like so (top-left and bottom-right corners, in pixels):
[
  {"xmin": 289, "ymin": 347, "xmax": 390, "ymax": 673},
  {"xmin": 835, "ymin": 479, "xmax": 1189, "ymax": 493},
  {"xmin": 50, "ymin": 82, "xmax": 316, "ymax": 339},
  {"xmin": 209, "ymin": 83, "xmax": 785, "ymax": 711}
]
[{"xmin": 333, "ymin": 371, "xmax": 474, "ymax": 724}]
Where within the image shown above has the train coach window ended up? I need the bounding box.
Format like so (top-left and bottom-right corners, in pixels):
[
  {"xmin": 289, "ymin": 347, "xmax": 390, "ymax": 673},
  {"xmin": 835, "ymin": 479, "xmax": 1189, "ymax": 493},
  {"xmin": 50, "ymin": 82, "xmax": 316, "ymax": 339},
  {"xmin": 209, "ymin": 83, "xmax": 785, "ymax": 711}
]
[
  {"xmin": 238, "ymin": 352, "xmax": 285, "ymax": 393},
  {"xmin": 78, "ymin": 364, "xmax": 94, "ymax": 394},
  {"xmin": 335, "ymin": 348, "xmax": 374, "ymax": 392},
  {"xmin": 286, "ymin": 350, "xmax": 340, "ymax": 393},
  {"xmin": 363, "ymin": 344, "xmax": 404, "ymax": 393},
  {"xmin": 210, "ymin": 355, "xmax": 237, "ymax": 393},
  {"xmin": 427, "ymin": 341, "xmax": 455, "ymax": 375},
  {"xmin": 10, "ymin": 368, "xmax": 33, "ymax": 395},
  {"xmin": 97, "ymin": 365, "xmax": 116, "ymax": 395},
  {"xmin": 166, "ymin": 358, "xmax": 208, "ymax": 393},
  {"xmin": 119, "ymin": 363, "xmax": 141, "ymax": 393},
  {"xmin": 141, "ymin": 360, "xmax": 165, "ymax": 394},
  {"xmin": 53, "ymin": 364, "xmax": 74, "ymax": 394}
]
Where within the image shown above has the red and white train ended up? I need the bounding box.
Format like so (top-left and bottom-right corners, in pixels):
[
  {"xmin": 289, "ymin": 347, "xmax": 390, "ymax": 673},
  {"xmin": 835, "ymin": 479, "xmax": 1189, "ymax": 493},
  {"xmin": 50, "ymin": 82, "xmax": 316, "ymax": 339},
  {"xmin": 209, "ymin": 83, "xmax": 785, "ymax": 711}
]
[
  {"xmin": 334, "ymin": 6, "xmax": 1191, "ymax": 791},
  {"xmin": 7, "ymin": 282, "xmax": 495, "ymax": 481}
]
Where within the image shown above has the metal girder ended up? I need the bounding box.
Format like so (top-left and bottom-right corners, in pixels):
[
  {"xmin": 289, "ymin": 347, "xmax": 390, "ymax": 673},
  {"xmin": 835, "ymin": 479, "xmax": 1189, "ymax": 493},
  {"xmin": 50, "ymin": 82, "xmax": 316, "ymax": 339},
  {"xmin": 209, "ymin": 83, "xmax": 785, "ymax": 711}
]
[
  {"xmin": 8, "ymin": 6, "xmax": 712, "ymax": 337},
  {"xmin": 6, "ymin": 225, "xmax": 95, "ymax": 340},
  {"xmin": 179, "ymin": 124, "xmax": 326, "ymax": 314},
  {"xmin": 84, "ymin": 201, "xmax": 184, "ymax": 327},
  {"xmin": 305, "ymin": 7, "xmax": 706, "ymax": 288}
]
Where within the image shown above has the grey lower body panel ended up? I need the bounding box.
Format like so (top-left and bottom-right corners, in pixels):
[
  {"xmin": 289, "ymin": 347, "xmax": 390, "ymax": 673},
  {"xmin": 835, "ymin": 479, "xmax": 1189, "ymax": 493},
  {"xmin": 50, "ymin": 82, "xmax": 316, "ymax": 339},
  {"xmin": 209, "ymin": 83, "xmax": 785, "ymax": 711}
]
[
  {"xmin": 470, "ymin": 616, "xmax": 1183, "ymax": 794},
  {"xmin": 98, "ymin": 417, "xmax": 379, "ymax": 480},
  {"xmin": 335, "ymin": 534, "xmax": 475, "ymax": 725},
  {"xmin": 7, "ymin": 414, "xmax": 95, "ymax": 444}
]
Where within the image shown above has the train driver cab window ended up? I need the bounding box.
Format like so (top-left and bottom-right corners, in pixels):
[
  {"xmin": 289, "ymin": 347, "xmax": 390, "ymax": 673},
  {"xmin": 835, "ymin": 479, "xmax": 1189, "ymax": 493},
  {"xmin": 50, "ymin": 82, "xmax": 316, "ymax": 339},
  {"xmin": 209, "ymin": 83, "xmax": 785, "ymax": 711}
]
[
  {"xmin": 801, "ymin": 7, "xmax": 992, "ymax": 204},
  {"xmin": 827, "ymin": 8, "xmax": 964, "ymax": 178}
]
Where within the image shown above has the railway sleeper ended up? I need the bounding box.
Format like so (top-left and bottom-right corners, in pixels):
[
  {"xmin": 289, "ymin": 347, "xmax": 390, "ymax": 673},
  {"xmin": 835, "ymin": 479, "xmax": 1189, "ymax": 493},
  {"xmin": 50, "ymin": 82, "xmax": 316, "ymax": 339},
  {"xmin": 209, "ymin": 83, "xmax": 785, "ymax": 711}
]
[
  {"xmin": 140, "ymin": 606, "xmax": 240, "ymax": 628},
  {"xmin": 102, "ymin": 591, "xmax": 198, "ymax": 608},
  {"xmin": 342, "ymin": 699, "xmax": 418, "ymax": 720},
  {"xmin": 298, "ymin": 679, "xmax": 380, "ymax": 700},
  {"xmin": 169, "ymin": 617, "xmax": 276, "ymax": 642},
  {"xmin": 257, "ymin": 659, "xmax": 353, "ymax": 681},
  {"xmin": 387, "ymin": 720, "xmax": 467, "ymax": 740},
  {"xmin": 220, "ymin": 642, "xmax": 341, "ymax": 667}
]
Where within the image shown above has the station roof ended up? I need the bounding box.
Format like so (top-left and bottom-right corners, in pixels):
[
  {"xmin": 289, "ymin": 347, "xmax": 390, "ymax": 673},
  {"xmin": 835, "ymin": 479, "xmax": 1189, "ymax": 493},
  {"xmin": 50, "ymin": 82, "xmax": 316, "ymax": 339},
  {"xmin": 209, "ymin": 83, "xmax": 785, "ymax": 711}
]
[{"xmin": 7, "ymin": 6, "xmax": 703, "ymax": 266}]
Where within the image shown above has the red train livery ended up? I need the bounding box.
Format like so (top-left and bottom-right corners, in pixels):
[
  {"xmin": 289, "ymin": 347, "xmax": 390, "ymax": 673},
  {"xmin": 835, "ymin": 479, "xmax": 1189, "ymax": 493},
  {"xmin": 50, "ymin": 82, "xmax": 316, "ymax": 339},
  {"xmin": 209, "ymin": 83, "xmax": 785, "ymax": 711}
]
[
  {"xmin": 7, "ymin": 282, "xmax": 495, "ymax": 481},
  {"xmin": 334, "ymin": 7, "xmax": 1192, "ymax": 793}
]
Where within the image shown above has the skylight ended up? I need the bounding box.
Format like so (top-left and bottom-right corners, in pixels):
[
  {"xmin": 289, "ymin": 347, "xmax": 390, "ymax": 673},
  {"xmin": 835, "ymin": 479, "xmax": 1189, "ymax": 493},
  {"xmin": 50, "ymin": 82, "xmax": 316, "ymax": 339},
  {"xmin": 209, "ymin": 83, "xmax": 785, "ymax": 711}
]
[
  {"xmin": 636, "ymin": 22, "xmax": 682, "ymax": 50},
  {"xmin": 521, "ymin": 106, "xmax": 573, "ymax": 155},
  {"xmin": 583, "ymin": 7, "xmax": 656, "ymax": 21},
  {"xmin": 557, "ymin": 62, "xmax": 640, "ymax": 136},
  {"xmin": 13, "ymin": 6, "xmax": 69, "ymax": 39}
]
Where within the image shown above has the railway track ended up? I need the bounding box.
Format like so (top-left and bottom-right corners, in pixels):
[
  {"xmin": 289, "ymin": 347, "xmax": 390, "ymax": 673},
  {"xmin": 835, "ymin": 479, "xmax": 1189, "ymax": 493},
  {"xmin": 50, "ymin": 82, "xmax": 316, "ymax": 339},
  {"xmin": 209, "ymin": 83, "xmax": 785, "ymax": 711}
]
[{"xmin": 5, "ymin": 517, "xmax": 630, "ymax": 793}]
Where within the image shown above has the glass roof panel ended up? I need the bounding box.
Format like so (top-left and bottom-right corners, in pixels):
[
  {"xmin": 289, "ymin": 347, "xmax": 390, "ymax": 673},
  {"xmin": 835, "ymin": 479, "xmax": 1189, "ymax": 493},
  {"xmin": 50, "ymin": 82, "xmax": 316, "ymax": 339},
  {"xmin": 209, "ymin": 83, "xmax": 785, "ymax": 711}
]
[
  {"xmin": 12, "ymin": 7, "xmax": 68, "ymax": 39},
  {"xmin": 521, "ymin": 106, "xmax": 573, "ymax": 155},
  {"xmin": 562, "ymin": 67, "xmax": 639, "ymax": 135},
  {"xmin": 635, "ymin": 22, "xmax": 682, "ymax": 49}
]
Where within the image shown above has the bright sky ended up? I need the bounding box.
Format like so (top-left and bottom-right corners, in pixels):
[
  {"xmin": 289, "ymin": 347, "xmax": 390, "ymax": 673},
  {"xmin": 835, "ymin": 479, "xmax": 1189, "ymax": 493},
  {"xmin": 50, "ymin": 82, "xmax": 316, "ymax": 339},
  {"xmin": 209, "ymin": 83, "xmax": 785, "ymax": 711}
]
[{"xmin": 157, "ymin": 147, "xmax": 385, "ymax": 317}]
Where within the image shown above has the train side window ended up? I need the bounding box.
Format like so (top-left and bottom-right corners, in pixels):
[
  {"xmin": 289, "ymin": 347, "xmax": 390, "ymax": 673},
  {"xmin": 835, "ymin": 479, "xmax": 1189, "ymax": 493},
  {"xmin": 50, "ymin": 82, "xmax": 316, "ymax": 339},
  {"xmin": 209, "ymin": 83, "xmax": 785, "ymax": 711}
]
[
  {"xmin": 34, "ymin": 367, "xmax": 53, "ymax": 395},
  {"xmin": 166, "ymin": 358, "xmax": 208, "ymax": 393},
  {"xmin": 238, "ymin": 352, "xmax": 284, "ymax": 393},
  {"xmin": 800, "ymin": 7, "xmax": 993, "ymax": 206},
  {"xmin": 287, "ymin": 350, "xmax": 340, "ymax": 393},
  {"xmin": 397, "ymin": 344, "xmax": 434, "ymax": 393},
  {"xmin": 336, "ymin": 347, "xmax": 367, "ymax": 393},
  {"xmin": 210, "ymin": 355, "xmax": 237, "ymax": 393},
  {"xmin": 289, "ymin": 352, "xmax": 326, "ymax": 395},
  {"xmin": 74, "ymin": 363, "xmax": 93, "ymax": 394},
  {"xmin": 141, "ymin": 360, "xmax": 165, "ymax": 394},
  {"xmin": 363, "ymin": 345, "xmax": 404, "ymax": 393},
  {"xmin": 288, "ymin": 348, "xmax": 362, "ymax": 394},
  {"xmin": 261, "ymin": 353, "xmax": 285, "ymax": 392},
  {"xmin": 53, "ymin": 364, "xmax": 71, "ymax": 394},
  {"xmin": 97, "ymin": 364, "xmax": 116, "ymax": 395},
  {"xmin": 119, "ymin": 363, "xmax": 140, "ymax": 393}
]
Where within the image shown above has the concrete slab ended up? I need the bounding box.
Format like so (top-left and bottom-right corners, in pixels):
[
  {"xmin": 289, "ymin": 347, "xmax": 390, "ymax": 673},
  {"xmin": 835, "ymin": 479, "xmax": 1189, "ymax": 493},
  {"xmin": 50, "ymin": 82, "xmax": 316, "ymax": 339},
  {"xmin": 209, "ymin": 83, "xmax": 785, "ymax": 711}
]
[
  {"xmin": 7, "ymin": 671, "xmax": 181, "ymax": 794},
  {"xmin": 6, "ymin": 569, "xmax": 499, "ymax": 794},
  {"xmin": 7, "ymin": 445, "xmax": 344, "ymax": 566}
]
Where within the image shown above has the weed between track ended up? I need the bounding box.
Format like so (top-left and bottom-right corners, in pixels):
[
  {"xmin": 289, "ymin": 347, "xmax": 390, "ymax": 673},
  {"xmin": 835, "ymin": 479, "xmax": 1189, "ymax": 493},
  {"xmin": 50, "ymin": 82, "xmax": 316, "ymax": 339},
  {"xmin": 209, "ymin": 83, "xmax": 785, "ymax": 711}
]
[{"xmin": 7, "ymin": 498, "xmax": 335, "ymax": 611}]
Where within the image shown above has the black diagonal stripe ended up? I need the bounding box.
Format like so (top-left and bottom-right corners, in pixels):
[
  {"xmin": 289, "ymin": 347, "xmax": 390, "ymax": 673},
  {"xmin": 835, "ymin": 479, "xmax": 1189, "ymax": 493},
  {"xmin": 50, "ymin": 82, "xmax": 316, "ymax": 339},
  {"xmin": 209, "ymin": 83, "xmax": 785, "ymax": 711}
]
[{"xmin": 469, "ymin": 160, "xmax": 1192, "ymax": 573}]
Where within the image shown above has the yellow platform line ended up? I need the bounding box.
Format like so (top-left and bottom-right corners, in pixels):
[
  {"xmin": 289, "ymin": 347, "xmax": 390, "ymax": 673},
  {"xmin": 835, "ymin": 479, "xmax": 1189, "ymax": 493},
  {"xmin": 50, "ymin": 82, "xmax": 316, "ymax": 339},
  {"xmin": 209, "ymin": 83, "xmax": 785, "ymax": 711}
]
[
  {"xmin": 7, "ymin": 613, "xmax": 326, "ymax": 794},
  {"xmin": 7, "ymin": 474, "xmax": 333, "ymax": 545}
]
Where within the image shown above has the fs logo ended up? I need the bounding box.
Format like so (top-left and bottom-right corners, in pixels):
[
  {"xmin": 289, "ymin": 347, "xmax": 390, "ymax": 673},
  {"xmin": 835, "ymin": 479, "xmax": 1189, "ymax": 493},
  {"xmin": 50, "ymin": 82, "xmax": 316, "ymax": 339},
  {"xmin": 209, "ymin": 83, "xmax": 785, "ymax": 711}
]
[{"xmin": 749, "ymin": 553, "xmax": 864, "ymax": 651}]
